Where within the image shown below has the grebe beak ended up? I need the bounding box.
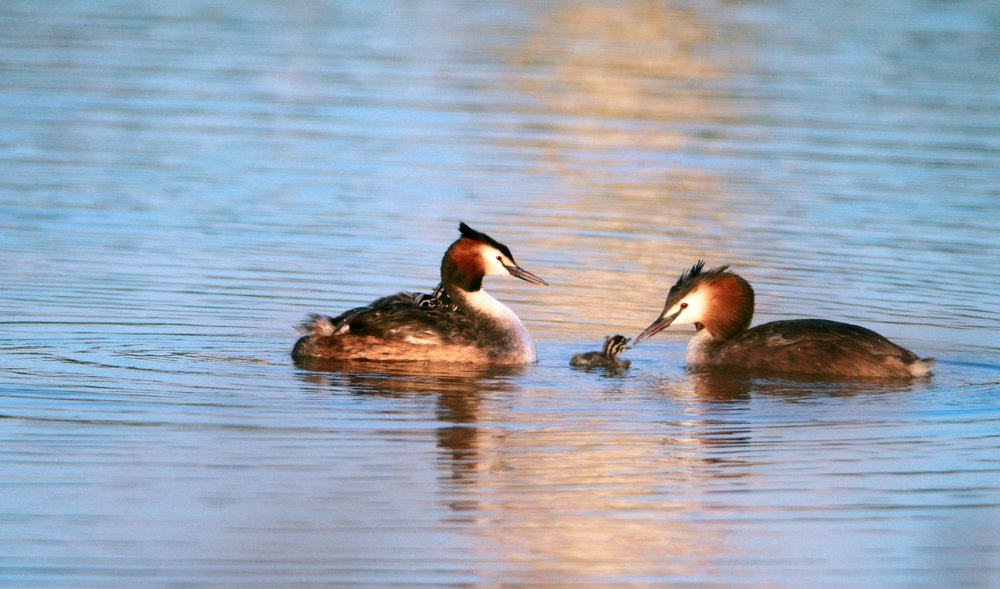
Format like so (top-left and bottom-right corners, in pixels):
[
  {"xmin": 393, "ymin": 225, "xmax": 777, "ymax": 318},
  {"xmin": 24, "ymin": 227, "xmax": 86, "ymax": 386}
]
[
  {"xmin": 503, "ymin": 263, "xmax": 549, "ymax": 286},
  {"xmin": 633, "ymin": 309, "xmax": 682, "ymax": 344}
]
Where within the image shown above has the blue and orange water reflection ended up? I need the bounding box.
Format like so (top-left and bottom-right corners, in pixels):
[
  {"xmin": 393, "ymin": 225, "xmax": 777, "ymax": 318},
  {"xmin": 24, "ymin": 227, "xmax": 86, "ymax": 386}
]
[{"xmin": 1, "ymin": 0, "xmax": 999, "ymax": 586}]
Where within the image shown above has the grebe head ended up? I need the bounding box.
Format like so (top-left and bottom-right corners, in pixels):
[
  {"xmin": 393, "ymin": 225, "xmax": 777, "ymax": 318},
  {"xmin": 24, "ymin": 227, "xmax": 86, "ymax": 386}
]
[
  {"xmin": 634, "ymin": 260, "xmax": 754, "ymax": 344},
  {"xmin": 602, "ymin": 334, "xmax": 631, "ymax": 357},
  {"xmin": 441, "ymin": 222, "xmax": 548, "ymax": 292}
]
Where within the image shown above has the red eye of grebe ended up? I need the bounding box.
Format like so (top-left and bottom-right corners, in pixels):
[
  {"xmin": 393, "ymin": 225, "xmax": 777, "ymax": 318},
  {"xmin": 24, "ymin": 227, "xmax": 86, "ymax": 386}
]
[{"xmin": 680, "ymin": 302, "xmax": 688, "ymax": 309}]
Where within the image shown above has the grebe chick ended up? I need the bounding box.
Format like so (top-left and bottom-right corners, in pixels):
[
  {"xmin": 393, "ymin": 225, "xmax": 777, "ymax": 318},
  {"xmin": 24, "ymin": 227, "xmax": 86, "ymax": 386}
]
[
  {"xmin": 570, "ymin": 335, "xmax": 632, "ymax": 369},
  {"xmin": 292, "ymin": 223, "xmax": 548, "ymax": 364},
  {"xmin": 633, "ymin": 262, "xmax": 934, "ymax": 378},
  {"xmin": 370, "ymin": 281, "xmax": 458, "ymax": 311}
]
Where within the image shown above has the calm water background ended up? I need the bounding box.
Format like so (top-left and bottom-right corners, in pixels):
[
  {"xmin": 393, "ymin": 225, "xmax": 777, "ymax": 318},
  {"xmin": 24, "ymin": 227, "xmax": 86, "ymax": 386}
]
[{"xmin": 2, "ymin": 0, "xmax": 1000, "ymax": 587}]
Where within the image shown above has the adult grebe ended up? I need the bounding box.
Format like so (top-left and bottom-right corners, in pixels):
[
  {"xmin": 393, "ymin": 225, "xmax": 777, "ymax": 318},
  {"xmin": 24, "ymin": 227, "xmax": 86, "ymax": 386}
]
[
  {"xmin": 570, "ymin": 335, "xmax": 632, "ymax": 369},
  {"xmin": 292, "ymin": 223, "xmax": 548, "ymax": 364},
  {"xmin": 633, "ymin": 261, "xmax": 934, "ymax": 378}
]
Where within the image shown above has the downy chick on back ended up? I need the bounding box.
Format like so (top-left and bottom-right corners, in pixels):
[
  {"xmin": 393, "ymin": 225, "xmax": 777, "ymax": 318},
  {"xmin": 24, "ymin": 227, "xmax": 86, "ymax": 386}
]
[
  {"xmin": 293, "ymin": 223, "xmax": 548, "ymax": 364},
  {"xmin": 633, "ymin": 261, "xmax": 934, "ymax": 378}
]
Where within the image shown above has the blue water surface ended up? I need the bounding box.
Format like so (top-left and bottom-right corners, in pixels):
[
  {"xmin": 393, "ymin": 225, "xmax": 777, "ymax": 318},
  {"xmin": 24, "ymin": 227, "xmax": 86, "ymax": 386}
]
[{"xmin": 1, "ymin": 0, "xmax": 999, "ymax": 587}]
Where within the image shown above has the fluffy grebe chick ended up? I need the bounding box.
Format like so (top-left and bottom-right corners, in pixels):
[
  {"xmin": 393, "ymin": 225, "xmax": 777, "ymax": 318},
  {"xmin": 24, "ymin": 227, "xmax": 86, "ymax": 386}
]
[
  {"xmin": 292, "ymin": 223, "xmax": 548, "ymax": 364},
  {"xmin": 570, "ymin": 335, "xmax": 632, "ymax": 369},
  {"xmin": 633, "ymin": 261, "xmax": 934, "ymax": 378}
]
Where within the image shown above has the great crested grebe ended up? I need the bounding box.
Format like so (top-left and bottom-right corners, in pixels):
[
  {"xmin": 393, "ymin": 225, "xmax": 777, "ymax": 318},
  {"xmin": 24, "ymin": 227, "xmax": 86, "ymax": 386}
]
[
  {"xmin": 634, "ymin": 261, "xmax": 934, "ymax": 378},
  {"xmin": 292, "ymin": 223, "xmax": 548, "ymax": 364},
  {"xmin": 570, "ymin": 335, "xmax": 632, "ymax": 369}
]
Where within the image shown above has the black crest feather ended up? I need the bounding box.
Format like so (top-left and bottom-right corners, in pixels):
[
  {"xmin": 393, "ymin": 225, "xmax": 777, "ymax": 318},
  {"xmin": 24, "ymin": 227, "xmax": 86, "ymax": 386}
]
[
  {"xmin": 677, "ymin": 260, "xmax": 706, "ymax": 287},
  {"xmin": 458, "ymin": 222, "xmax": 515, "ymax": 261},
  {"xmin": 666, "ymin": 260, "xmax": 735, "ymax": 305},
  {"xmin": 674, "ymin": 260, "xmax": 733, "ymax": 288}
]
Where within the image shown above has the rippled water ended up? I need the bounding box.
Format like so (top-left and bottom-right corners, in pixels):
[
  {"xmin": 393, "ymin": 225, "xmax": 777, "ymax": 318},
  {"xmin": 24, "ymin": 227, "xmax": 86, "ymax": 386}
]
[{"xmin": 2, "ymin": 0, "xmax": 999, "ymax": 586}]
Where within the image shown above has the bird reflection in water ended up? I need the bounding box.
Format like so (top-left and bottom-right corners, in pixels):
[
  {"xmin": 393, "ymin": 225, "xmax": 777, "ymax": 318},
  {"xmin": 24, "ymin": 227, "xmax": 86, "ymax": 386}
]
[
  {"xmin": 294, "ymin": 359, "xmax": 526, "ymax": 496},
  {"xmin": 653, "ymin": 365, "xmax": 930, "ymax": 412},
  {"xmin": 682, "ymin": 365, "xmax": 929, "ymax": 400}
]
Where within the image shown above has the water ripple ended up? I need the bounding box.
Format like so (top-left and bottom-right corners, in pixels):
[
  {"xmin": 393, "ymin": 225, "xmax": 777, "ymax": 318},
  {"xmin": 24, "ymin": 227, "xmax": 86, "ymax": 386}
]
[{"xmin": 2, "ymin": 0, "xmax": 999, "ymax": 587}]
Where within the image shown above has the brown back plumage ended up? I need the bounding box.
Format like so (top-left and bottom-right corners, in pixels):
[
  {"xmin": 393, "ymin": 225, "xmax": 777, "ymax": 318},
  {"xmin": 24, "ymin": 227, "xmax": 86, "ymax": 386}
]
[{"xmin": 713, "ymin": 319, "xmax": 934, "ymax": 378}]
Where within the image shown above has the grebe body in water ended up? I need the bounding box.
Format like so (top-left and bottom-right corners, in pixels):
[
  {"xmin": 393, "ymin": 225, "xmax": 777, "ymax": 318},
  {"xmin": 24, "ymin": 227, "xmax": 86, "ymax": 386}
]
[
  {"xmin": 634, "ymin": 262, "xmax": 933, "ymax": 378},
  {"xmin": 292, "ymin": 223, "xmax": 547, "ymax": 364}
]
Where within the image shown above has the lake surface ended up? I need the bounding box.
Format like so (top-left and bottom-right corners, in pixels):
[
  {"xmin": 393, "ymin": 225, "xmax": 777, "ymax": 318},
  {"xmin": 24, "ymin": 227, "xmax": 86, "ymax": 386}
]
[{"xmin": 2, "ymin": 0, "xmax": 999, "ymax": 586}]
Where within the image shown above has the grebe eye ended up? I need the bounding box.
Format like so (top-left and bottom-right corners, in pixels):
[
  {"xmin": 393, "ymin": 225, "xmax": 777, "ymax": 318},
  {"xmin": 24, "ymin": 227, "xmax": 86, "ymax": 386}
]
[{"xmin": 680, "ymin": 302, "xmax": 688, "ymax": 310}]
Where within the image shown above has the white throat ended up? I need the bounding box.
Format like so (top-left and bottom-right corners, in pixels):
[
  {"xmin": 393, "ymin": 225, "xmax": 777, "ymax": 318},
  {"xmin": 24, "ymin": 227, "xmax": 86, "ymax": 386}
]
[{"xmin": 461, "ymin": 287, "xmax": 509, "ymax": 316}]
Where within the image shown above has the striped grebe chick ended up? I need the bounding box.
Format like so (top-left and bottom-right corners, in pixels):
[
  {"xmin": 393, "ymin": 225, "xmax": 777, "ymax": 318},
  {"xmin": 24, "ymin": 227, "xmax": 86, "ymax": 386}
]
[
  {"xmin": 633, "ymin": 261, "xmax": 934, "ymax": 378},
  {"xmin": 570, "ymin": 335, "xmax": 632, "ymax": 369},
  {"xmin": 292, "ymin": 223, "xmax": 548, "ymax": 364}
]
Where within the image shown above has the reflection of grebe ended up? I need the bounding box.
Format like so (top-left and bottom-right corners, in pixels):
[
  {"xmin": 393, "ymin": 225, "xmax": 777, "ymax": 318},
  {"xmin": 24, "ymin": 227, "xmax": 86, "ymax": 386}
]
[
  {"xmin": 292, "ymin": 223, "xmax": 548, "ymax": 364},
  {"xmin": 570, "ymin": 335, "xmax": 632, "ymax": 369},
  {"xmin": 634, "ymin": 261, "xmax": 934, "ymax": 378}
]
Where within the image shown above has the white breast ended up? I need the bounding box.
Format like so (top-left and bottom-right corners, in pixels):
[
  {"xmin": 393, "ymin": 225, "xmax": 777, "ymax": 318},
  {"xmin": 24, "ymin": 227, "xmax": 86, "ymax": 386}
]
[
  {"xmin": 685, "ymin": 329, "xmax": 717, "ymax": 365},
  {"xmin": 463, "ymin": 288, "xmax": 537, "ymax": 363}
]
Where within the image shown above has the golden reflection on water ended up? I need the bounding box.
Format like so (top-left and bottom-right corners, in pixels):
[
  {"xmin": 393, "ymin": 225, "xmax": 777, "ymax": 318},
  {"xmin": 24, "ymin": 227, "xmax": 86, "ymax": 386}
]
[
  {"xmin": 305, "ymin": 359, "xmax": 931, "ymax": 583},
  {"xmin": 513, "ymin": 4, "xmax": 718, "ymax": 122},
  {"xmin": 461, "ymin": 425, "xmax": 740, "ymax": 581},
  {"xmin": 319, "ymin": 363, "xmax": 751, "ymax": 582},
  {"xmin": 444, "ymin": 6, "xmax": 744, "ymax": 577},
  {"xmin": 492, "ymin": 2, "xmax": 740, "ymax": 342}
]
